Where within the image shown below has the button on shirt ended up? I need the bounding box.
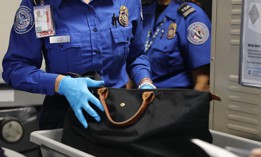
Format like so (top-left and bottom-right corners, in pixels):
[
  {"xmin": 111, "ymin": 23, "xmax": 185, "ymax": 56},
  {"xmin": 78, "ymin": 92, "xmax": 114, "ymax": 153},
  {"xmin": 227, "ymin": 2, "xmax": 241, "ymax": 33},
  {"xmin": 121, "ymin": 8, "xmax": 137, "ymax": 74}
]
[
  {"xmin": 2, "ymin": 0, "xmax": 151, "ymax": 95},
  {"xmin": 142, "ymin": 1, "xmax": 211, "ymax": 88}
]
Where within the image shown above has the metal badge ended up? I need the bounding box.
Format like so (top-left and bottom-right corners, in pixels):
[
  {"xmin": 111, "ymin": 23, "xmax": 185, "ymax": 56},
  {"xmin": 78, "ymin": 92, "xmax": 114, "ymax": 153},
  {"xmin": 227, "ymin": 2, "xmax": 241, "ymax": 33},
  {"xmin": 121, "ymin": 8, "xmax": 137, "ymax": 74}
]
[
  {"xmin": 119, "ymin": 5, "xmax": 129, "ymax": 27},
  {"xmin": 167, "ymin": 22, "xmax": 177, "ymax": 40}
]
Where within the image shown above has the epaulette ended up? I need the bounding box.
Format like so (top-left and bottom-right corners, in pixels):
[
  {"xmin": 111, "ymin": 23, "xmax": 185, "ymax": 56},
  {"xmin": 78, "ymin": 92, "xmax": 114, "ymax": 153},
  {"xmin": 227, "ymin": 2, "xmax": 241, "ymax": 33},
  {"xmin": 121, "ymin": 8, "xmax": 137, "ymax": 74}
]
[{"xmin": 178, "ymin": 3, "xmax": 196, "ymax": 18}]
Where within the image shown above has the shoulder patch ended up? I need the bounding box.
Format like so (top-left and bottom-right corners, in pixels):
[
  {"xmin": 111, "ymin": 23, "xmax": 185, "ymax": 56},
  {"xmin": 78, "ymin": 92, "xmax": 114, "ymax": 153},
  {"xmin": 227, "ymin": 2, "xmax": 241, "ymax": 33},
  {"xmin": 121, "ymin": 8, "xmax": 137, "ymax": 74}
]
[
  {"xmin": 178, "ymin": 3, "xmax": 196, "ymax": 18},
  {"xmin": 187, "ymin": 22, "xmax": 209, "ymax": 45},
  {"xmin": 14, "ymin": 5, "xmax": 34, "ymax": 34}
]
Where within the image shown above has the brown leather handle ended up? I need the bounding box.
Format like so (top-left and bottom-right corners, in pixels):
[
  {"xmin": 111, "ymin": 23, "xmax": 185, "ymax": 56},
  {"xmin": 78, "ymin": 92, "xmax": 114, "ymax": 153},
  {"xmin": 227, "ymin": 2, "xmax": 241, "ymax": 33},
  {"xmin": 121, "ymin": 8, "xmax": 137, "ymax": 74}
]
[
  {"xmin": 210, "ymin": 92, "xmax": 221, "ymax": 101},
  {"xmin": 97, "ymin": 88, "xmax": 155, "ymax": 127}
]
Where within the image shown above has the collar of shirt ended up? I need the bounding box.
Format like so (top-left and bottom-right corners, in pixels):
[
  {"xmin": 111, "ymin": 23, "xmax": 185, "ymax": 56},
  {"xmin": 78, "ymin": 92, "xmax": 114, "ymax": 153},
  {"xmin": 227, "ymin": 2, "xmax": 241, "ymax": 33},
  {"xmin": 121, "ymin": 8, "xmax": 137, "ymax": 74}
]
[
  {"xmin": 163, "ymin": 1, "xmax": 182, "ymax": 20},
  {"xmin": 143, "ymin": 1, "xmax": 180, "ymax": 26},
  {"xmin": 157, "ymin": 1, "xmax": 180, "ymax": 22},
  {"xmin": 142, "ymin": 1, "xmax": 157, "ymax": 15}
]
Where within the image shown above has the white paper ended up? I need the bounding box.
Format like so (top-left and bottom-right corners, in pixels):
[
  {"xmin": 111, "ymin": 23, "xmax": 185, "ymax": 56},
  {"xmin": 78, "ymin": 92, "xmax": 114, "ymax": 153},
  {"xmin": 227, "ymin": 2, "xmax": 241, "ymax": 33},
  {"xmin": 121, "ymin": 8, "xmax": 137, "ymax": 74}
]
[{"xmin": 191, "ymin": 139, "xmax": 239, "ymax": 157}]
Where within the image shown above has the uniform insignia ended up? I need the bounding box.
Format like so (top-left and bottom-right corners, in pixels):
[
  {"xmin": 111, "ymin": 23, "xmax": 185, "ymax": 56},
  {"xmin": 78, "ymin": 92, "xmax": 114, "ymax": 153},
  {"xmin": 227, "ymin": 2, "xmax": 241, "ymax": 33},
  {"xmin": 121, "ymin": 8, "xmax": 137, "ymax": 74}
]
[
  {"xmin": 119, "ymin": 5, "xmax": 129, "ymax": 27},
  {"xmin": 178, "ymin": 3, "xmax": 196, "ymax": 18},
  {"xmin": 14, "ymin": 6, "xmax": 34, "ymax": 34},
  {"xmin": 167, "ymin": 22, "xmax": 177, "ymax": 39},
  {"xmin": 187, "ymin": 22, "xmax": 209, "ymax": 45}
]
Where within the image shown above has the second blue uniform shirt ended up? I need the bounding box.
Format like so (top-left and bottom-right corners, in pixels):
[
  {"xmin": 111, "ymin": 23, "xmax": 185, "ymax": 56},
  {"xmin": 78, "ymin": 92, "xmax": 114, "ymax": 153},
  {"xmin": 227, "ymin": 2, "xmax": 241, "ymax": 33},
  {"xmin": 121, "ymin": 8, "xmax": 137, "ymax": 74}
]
[{"xmin": 142, "ymin": 1, "xmax": 211, "ymax": 88}]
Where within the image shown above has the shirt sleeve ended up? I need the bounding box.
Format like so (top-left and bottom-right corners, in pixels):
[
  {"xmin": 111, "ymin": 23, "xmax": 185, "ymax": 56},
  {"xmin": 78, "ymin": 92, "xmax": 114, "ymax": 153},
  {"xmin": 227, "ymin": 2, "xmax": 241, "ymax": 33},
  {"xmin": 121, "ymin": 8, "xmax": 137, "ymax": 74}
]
[
  {"xmin": 126, "ymin": 1, "xmax": 152, "ymax": 85},
  {"xmin": 2, "ymin": 0, "xmax": 58, "ymax": 95},
  {"xmin": 183, "ymin": 3, "xmax": 211, "ymax": 71}
]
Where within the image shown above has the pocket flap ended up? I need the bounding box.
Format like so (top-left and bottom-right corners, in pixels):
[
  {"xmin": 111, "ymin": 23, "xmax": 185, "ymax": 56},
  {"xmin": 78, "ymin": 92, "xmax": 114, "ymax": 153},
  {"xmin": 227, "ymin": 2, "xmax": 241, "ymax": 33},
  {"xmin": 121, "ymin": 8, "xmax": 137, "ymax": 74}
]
[{"xmin": 111, "ymin": 26, "xmax": 133, "ymax": 43}]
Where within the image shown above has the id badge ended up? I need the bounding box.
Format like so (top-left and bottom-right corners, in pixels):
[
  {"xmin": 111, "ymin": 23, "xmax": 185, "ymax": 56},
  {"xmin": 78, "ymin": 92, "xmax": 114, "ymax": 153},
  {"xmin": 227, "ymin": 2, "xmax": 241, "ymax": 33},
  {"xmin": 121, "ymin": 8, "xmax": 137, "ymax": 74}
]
[{"xmin": 33, "ymin": 5, "xmax": 55, "ymax": 38}]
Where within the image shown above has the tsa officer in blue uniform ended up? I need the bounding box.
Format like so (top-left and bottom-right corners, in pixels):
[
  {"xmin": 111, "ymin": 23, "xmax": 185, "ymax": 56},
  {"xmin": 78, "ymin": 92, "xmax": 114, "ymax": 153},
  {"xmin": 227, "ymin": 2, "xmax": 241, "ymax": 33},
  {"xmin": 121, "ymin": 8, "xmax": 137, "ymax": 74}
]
[
  {"xmin": 2, "ymin": 0, "xmax": 155, "ymax": 130},
  {"xmin": 142, "ymin": 0, "xmax": 211, "ymax": 91}
]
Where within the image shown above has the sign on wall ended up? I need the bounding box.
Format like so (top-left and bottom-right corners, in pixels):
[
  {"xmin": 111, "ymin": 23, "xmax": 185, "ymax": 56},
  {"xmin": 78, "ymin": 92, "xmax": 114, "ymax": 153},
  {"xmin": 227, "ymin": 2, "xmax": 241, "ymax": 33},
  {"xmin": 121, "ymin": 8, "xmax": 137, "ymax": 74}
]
[{"xmin": 240, "ymin": 0, "xmax": 261, "ymax": 87}]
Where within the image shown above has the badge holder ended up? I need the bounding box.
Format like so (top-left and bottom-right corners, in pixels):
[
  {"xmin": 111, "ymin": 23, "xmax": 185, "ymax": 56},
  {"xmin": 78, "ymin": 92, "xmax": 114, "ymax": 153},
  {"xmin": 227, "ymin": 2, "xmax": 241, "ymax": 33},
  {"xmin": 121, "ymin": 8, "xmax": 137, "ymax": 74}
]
[{"xmin": 33, "ymin": 0, "xmax": 55, "ymax": 38}]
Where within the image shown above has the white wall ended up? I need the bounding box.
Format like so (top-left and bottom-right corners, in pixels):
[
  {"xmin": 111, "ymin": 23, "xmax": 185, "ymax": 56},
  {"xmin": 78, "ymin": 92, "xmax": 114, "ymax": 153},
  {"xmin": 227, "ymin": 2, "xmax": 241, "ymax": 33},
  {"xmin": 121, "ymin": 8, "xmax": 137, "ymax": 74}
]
[
  {"xmin": 0, "ymin": 1, "xmax": 44, "ymax": 107},
  {"xmin": 0, "ymin": 0, "xmax": 21, "ymax": 83}
]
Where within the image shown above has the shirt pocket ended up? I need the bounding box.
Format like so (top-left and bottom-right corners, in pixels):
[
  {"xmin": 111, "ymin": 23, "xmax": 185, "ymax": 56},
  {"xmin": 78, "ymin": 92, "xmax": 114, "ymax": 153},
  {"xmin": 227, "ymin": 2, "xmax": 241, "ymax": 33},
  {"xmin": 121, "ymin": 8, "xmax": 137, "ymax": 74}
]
[
  {"xmin": 44, "ymin": 30, "xmax": 82, "ymax": 74},
  {"xmin": 110, "ymin": 25, "xmax": 133, "ymax": 70},
  {"xmin": 150, "ymin": 40, "xmax": 183, "ymax": 73}
]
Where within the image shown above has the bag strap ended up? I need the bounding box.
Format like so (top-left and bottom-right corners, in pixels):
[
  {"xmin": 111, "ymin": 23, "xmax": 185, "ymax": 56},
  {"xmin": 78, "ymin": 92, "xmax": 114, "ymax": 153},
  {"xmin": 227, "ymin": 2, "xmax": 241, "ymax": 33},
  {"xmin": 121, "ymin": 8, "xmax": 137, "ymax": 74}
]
[{"xmin": 98, "ymin": 88, "xmax": 155, "ymax": 127}]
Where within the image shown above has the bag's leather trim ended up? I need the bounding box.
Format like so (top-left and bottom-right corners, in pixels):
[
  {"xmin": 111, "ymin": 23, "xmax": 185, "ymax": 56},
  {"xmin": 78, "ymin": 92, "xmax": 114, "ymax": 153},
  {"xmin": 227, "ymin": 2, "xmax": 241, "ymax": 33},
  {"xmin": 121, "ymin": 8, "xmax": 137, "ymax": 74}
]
[{"xmin": 98, "ymin": 87, "xmax": 155, "ymax": 126}]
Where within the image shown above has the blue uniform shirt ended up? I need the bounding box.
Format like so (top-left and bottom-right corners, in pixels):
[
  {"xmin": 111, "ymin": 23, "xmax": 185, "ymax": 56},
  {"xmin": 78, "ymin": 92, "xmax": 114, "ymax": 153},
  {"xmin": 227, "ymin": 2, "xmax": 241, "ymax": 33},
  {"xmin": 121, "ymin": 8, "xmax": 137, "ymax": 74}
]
[
  {"xmin": 2, "ymin": 0, "xmax": 151, "ymax": 95},
  {"xmin": 142, "ymin": 1, "xmax": 211, "ymax": 88}
]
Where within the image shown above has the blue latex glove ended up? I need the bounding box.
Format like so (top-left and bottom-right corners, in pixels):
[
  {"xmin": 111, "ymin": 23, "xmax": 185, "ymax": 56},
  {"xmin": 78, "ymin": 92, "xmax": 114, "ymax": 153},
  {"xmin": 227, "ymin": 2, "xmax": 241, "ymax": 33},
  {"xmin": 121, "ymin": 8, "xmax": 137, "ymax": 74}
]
[
  {"xmin": 58, "ymin": 76, "xmax": 104, "ymax": 128},
  {"xmin": 139, "ymin": 83, "xmax": 156, "ymax": 89}
]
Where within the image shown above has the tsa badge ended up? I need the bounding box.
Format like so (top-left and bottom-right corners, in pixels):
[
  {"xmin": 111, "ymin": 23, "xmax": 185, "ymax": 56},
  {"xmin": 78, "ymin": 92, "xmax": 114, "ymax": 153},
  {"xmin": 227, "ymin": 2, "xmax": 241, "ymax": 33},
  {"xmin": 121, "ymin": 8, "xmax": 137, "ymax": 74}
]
[
  {"xmin": 119, "ymin": 5, "xmax": 129, "ymax": 27},
  {"xmin": 14, "ymin": 6, "xmax": 34, "ymax": 34},
  {"xmin": 167, "ymin": 22, "xmax": 177, "ymax": 40},
  {"xmin": 187, "ymin": 22, "xmax": 209, "ymax": 45}
]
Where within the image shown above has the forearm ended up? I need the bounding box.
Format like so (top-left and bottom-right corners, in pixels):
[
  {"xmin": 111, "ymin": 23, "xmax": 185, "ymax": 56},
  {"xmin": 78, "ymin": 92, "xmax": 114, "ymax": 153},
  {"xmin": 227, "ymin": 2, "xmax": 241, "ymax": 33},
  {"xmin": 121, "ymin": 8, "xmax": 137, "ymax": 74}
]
[
  {"xmin": 193, "ymin": 74, "xmax": 209, "ymax": 91},
  {"xmin": 192, "ymin": 65, "xmax": 210, "ymax": 92},
  {"xmin": 126, "ymin": 52, "xmax": 152, "ymax": 84},
  {"xmin": 2, "ymin": 64, "xmax": 58, "ymax": 95}
]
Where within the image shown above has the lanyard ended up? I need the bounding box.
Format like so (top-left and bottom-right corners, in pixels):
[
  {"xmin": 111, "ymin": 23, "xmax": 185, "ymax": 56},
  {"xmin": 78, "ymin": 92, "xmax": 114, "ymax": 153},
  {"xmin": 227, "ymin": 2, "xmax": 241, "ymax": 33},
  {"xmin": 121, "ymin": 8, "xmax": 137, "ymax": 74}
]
[
  {"xmin": 33, "ymin": 0, "xmax": 44, "ymax": 5},
  {"xmin": 145, "ymin": 17, "xmax": 167, "ymax": 53}
]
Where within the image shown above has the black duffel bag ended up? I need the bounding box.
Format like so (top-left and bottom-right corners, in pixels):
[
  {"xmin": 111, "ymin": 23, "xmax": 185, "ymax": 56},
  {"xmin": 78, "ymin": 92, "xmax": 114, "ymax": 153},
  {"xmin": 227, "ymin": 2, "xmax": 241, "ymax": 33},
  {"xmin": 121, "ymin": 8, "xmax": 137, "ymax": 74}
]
[{"xmin": 62, "ymin": 88, "xmax": 212, "ymax": 157}]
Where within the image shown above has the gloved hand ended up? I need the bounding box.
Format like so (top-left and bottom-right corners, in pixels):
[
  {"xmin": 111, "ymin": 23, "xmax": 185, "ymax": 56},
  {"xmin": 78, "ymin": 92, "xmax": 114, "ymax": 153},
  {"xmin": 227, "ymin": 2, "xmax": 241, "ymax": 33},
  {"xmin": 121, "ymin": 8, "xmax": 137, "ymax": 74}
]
[{"xmin": 58, "ymin": 76, "xmax": 104, "ymax": 128}]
